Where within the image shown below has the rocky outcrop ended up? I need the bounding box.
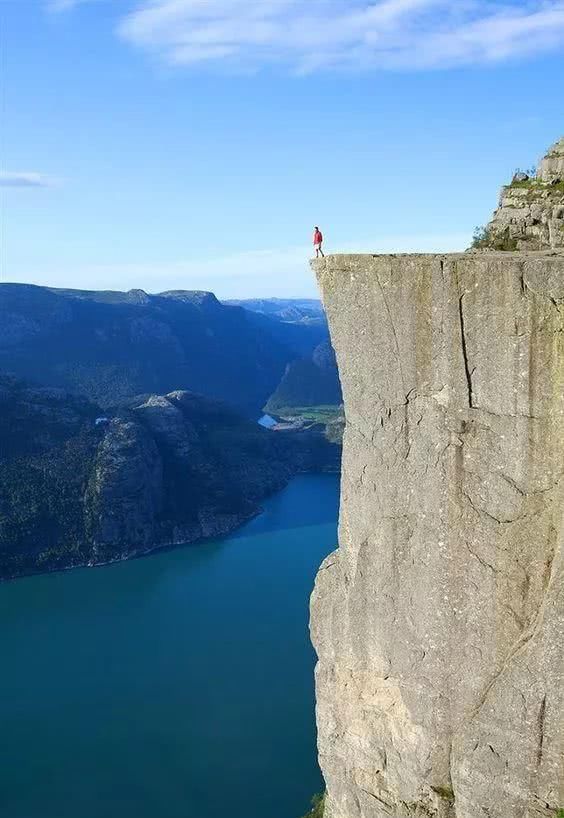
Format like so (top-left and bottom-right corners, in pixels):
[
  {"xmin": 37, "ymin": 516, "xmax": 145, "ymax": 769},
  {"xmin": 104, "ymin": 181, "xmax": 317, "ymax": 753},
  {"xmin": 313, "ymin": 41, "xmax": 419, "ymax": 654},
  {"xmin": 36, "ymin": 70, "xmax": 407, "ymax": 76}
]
[
  {"xmin": 310, "ymin": 252, "xmax": 564, "ymax": 817},
  {"xmin": 84, "ymin": 392, "xmax": 290, "ymax": 563},
  {"xmin": 85, "ymin": 417, "xmax": 164, "ymax": 560},
  {"xmin": 539, "ymin": 138, "xmax": 564, "ymax": 184},
  {"xmin": 477, "ymin": 138, "xmax": 564, "ymax": 251}
]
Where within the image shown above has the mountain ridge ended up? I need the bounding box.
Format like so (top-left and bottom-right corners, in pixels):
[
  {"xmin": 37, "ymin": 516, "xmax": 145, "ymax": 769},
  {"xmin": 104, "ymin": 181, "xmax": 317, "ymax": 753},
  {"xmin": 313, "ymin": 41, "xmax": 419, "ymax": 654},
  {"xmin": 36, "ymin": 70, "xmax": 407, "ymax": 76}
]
[{"xmin": 0, "ymin": 283, "xmax": 327, "ymax": 414}]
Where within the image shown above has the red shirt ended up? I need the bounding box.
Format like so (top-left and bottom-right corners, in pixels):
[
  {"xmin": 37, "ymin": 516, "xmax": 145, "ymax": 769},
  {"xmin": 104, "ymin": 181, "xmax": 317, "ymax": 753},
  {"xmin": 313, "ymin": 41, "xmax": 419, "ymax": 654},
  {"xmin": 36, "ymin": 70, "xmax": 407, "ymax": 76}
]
[{"xmin": 313, "ymin": 230, "xmax": 323, "ymax": 244}]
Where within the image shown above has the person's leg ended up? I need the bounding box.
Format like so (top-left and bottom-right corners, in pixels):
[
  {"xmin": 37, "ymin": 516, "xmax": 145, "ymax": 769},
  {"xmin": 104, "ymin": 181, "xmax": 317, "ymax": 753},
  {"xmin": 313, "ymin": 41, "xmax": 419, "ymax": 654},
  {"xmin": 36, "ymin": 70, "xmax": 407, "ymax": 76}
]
[
  {"xmin": 315, "ymin": 248, "xmax": 319, "ymax": 257},
  {"xmin": 320, "ymin": 245, "xmax": 325, "ymax": 258}
]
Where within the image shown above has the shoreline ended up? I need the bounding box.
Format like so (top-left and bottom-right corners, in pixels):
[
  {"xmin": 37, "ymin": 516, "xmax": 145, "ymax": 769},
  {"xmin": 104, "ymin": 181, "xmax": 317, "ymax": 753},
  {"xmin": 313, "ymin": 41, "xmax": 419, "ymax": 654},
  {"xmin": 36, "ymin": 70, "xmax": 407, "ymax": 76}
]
[{"xmin": 1, "ymin": 471, "xmax": 341, "ymax": 583}]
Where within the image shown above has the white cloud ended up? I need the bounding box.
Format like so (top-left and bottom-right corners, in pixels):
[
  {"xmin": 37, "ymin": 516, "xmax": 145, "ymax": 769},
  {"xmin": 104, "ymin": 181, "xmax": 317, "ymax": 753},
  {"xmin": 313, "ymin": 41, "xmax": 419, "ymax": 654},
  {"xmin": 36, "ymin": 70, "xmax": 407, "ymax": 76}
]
[
  {"xmin": 116, "ymin": 0, "xmax": 564, "ymax": 71},
  {"xmin": 0, "ymin": 172, "xmax": 58, "ymax": 188}
]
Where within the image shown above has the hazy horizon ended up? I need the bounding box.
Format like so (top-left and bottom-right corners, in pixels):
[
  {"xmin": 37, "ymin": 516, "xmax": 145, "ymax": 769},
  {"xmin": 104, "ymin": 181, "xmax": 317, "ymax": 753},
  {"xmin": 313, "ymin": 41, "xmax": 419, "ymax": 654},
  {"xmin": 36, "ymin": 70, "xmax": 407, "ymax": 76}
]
[{"xmin": 0, "ymin": 279, "xmax": 326, "ymax": 301}]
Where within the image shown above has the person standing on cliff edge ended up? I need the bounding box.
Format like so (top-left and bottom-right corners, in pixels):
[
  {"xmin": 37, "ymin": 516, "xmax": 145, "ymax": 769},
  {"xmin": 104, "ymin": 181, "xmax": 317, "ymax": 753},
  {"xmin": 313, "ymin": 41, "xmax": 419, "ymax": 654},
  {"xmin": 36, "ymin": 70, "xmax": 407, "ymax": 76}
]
[{"xmin": 313, "ymin": 226, "xmax": 325, "ymax": 258}]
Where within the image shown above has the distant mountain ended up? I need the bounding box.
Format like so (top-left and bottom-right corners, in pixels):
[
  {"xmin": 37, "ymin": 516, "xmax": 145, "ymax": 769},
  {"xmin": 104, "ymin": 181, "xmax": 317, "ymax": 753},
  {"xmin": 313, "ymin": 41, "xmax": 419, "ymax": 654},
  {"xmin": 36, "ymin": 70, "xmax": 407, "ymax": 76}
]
[
  {"xmin": 0, "ymin": 376, "xmax": 340, "ymax": 580},
  {"xmin": 0, "ymin": 285, "xmax": 325, "ymax": 415},
  {"xmin": 225, "ymin": 298, "xmax": 338, "ymax": 403},
  {"xmin": 265, "ymin": 340, "xmax": 342, "ymax": 413},
  {"xmin": 224, "ymin": 298, "xmax": 325, "ymax": 324}
]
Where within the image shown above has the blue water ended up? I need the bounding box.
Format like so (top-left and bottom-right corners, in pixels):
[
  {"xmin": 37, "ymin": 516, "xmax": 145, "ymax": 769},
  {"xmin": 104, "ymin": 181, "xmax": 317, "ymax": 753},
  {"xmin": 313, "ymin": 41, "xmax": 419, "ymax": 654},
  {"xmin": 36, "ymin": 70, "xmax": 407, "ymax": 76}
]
[{"xmin": 0, "ymin": 475, "xmax": 340, "ymax": 818}]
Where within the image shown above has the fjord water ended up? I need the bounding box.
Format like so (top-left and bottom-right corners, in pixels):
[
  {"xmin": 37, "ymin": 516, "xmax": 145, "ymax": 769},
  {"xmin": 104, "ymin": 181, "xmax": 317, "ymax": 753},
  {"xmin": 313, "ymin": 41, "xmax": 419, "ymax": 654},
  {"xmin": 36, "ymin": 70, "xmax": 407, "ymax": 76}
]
[{"xmin": 1, "ymin": 475, "xmax": 339, "ymax": 818}]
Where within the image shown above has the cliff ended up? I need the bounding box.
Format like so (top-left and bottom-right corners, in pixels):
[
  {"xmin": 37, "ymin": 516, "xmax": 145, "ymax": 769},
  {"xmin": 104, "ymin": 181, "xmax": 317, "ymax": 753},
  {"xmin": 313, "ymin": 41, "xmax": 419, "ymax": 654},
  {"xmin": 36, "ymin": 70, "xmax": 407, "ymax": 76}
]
[
  {"xmin": 310, "ymin": 252, "xmax": 564, "ymax": 817},
  {"xmin": 0, "ymin": 378, "xmax": 339, "ymax": 580},
  {"xmin": 476, "ymin": 137, "xmax": 564, "ymax": 251}
]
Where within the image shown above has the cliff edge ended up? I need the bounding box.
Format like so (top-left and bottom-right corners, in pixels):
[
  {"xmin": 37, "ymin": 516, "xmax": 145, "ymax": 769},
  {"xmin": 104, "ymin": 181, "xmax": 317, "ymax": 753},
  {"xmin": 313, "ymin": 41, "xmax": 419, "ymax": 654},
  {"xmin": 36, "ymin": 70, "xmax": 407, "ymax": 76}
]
[{"xmin": 310, "ymin": 252, "xmax": 564, "ymax": 817}]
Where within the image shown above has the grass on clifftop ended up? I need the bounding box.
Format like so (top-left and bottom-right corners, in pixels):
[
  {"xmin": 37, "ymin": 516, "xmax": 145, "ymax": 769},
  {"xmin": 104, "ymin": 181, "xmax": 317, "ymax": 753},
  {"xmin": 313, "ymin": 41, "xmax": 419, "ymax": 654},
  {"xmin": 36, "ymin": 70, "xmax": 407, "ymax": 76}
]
[{"xmin": 509, "ymin": 178, "xmax": 564, "ymax": 193}]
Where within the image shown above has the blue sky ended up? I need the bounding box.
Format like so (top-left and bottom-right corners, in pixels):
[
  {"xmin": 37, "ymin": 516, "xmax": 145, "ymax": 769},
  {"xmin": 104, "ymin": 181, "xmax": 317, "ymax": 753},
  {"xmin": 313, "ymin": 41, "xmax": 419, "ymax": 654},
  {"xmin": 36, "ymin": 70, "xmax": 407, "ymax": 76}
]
[{"xmin": 2, "ymin": 0, "xmax": 563, "ymax": 298}]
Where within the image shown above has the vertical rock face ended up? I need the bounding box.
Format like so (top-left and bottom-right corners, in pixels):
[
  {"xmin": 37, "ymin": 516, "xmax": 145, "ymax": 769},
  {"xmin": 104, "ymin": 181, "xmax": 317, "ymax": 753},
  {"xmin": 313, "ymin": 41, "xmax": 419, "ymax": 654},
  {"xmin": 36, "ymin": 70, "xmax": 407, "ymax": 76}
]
[{"xmin": 310, "ymin": 253, "xmax": 564, "ymax": 818}]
